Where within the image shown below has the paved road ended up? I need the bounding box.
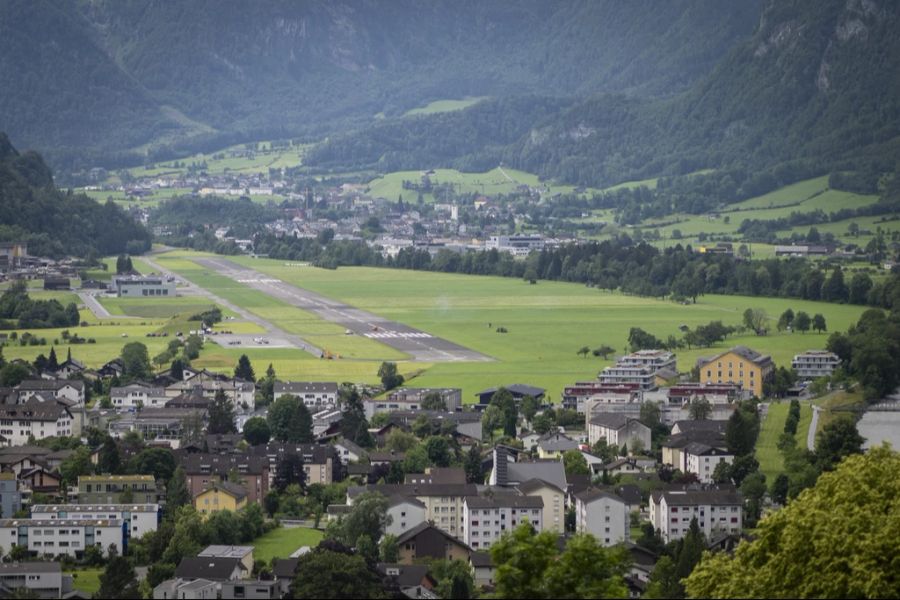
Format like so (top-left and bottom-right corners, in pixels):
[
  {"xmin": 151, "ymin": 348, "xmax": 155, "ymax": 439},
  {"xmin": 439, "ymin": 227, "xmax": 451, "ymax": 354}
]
[
  {"xmin": 77, "ymin": 292, "xmax": 114, "ymax": 318},
  {"xmin": 140, "ymin": 255, "xmax": 324, "ymax": 356},
  {"xmin": 193, "ymin": 257, "xmax": 494, "ymax": 363},
  {"xmin": 808, "ymin": 405, "xmax": 820, "ymax": 450}
]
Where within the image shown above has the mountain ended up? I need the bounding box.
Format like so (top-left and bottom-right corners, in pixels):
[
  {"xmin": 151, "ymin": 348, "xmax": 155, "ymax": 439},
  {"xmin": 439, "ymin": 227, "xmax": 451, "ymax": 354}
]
[
  {"xmin": 0, "ymin": 0, "xmax": 761, "ymax": 170},
  {"xmin": 0, "ymin": 133, "xmax": 151, "ymax": 258},
  {"xmin": 304, "ymin": 0, "xmax": 900, "ymax": 193}
]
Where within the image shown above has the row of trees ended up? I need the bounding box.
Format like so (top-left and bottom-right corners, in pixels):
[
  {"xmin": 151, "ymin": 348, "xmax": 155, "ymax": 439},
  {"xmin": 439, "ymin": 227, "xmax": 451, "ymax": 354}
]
[{"xmin": 0, "ymin": 281, "xmax": 79, "ymax": 329}]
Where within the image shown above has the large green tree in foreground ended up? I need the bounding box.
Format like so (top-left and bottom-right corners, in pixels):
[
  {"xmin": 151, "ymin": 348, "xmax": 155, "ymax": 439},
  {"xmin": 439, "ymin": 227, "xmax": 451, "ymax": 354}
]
[{"xmin": 685, "ymin": 445, "xmax": 900, "ymax": 599}]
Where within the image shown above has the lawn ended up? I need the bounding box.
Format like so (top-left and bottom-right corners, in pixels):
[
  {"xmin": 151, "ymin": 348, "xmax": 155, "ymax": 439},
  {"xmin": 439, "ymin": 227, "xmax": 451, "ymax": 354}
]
[
  {"xmin": 66, "ymin": 568, "xmax": 103, "ymax": 595},
  {"xmin": 98, "ymin": 296, "xmax": 221, "ymax": 318},
  {"xmin": 252, "ymin": 526, "xmax": 324, "ymax": 562}
]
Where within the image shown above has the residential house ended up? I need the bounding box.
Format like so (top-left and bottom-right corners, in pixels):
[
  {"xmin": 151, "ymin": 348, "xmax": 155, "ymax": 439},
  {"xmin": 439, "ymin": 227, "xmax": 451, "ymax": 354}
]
[
  {"xmin": 536, "ymin": 432, "xmax": 579, "ymax": 459},
  {"xmin": 386, "ymin": 496, "xmax": 427, "ymax": 537},
  {"xmin": 198, "ymin": 545, "xmax": 255, "ymax": 572},
  {"xmin": 395, "ymin": 523, "xmax": 471, "ymax": 564},
  {"xmin": 248, "ymin": 443, "xmax": 339, "ymax": 486},
  {"xmin": 587, "ymin": 413, "xmax": 651, "ymax": 453},
  {"xmin": 469, "ymin": 552, "xmax": 495, "ymax": 588},
  {"xmin": 174, "ymin": 556, "xmax": 247, "ymax": 582},
  {"xmin": 684, "ymin": 443, "xmax": 734, "ymax": 483},
  {"xmin": 377, "ymin": 563, "xmax": 437, "ymax": 599},
  {"xmin": 490, "ymin": 448, "xmax": 568, "ymax": 492},
  {"xmin": 475, "ymin": 385, "xmax": 545, "ymax": 408},
  {"xmin": 110, "ymin": 383, "xmax": 168, "ymax": 410},
  {"xmin": 0, "ymin": 473, "xmax": 21, "ymax": 518},
  {"xmin": 0, "ymin": 562, "xmax": 69, "ymax": 599},
  {"xmin": 562, "ymin": 382, "xmax": 642, "ymax": 414},
  {"xmin": 15, "ymin": 380, "xmax": 85, "ymax": 407},
  {"xmin": 219, "ymin": 580, "xmax": 279, "ymax": 599},
  {"xmin": 194, "ymin": 482, "xmax": 249, "ymax": 516},
  {"xmin": 696, "ymin": 346, "xmax": 774, "ymax": 396},
  {"xmin": 154, "ymin": 578, "xmax": 218, "ymax": 599},
  {"xmin": 0, "ymin": 401, "xmax": 76, "ymax": 445},
  {"xmin": 348, "ymin": 483, "xmax": 477, "ymax": 538}
]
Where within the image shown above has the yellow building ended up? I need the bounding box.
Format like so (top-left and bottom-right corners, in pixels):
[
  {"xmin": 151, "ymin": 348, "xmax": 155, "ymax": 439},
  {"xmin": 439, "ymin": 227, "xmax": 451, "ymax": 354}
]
[
  {"xmin": 194, "ymin": 482, "xmax": 248, "ymax": 516},
  {"xmin": 697, "ymin": 346, "xmax": 774, "ymax": 396}
]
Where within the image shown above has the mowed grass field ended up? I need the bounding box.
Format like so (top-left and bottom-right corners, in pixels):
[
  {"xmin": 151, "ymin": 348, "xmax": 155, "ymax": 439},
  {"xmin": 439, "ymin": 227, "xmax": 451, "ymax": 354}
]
[
  {"xmin": 757, "ymin": 399, "xmax": 813, "ymax": 480},
  {"xmin": 252, "ymin": 526, "xmax": 324, "ymax": 563},
  {"xmin": 177, "ymin": 252, "xmax": 866, "ymax": 403}
]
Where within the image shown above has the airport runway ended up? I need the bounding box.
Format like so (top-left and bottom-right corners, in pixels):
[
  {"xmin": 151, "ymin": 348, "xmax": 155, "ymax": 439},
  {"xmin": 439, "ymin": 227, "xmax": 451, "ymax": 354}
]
[{"xmin": 193, "ymin": 257, "xmax": 494, "ymax": 363}]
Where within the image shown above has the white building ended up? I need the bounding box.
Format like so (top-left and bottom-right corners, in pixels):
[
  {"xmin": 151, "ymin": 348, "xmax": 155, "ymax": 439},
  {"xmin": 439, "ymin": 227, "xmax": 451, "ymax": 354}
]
[
  {"xmin": 516, "ymin": 478, "xmax": 566, "ymax": 534},
  {"xmin": 0, "ymin": 518, "xmax": 125, "ymax": 558},
  {"xmin": 684, "ymin": 443, "xmax": 734, "ymax": 484},
  {"xmin": 792, "ymin": 350, "xmax": 840, "ymax": 379},
  {"xmin": 114, "ymin": 276, "xmax": 176, "ymax": 298},
  {"xmin": 273, "ymin": 382, "xmax": 338, "ymax": 409},
  {"xmin": 110, "ymin": 383, "xmax": 168, "ymax": 410},
  {"xmin": 461, "ymin": 495, "xmax": 543, "ymax": 550},
  {"xmin": 650, "ymin": 488, "xmax": 743, "ymax": 543},
  {"xmin": 365, "ymin": 388, "xmax": 462, "ymax": 419},
  {"xmin": 30, "ymin": 504, "xmax": 159, "ymax": 539},
  {"xmin": 0, "ymin": 562, "xmax": 68, "ymax": 598},
  {"xmin": 167, "ymin": 374, "xmax": 255, "ymax": 411},
  {"xmin": 574, "ymin": 489, "xmax": 629, "ymax": 546},
  {"xmin": 386, "ymin": 496, "xmax": 427, "ymax": 537},
  {"xmin": 486, "ymin": 235, "xmax": 544, "ymax": 257},
  {"xmin": 618, "ymin": 350, "xmax": 677, "ymax": 372},
  {"xmin": 598, "ymin": 365, "xmax": 659, "ymax": 390},
  {"xmin": 587, "ymin": 413, "xmax": 651, "ymax": 453},
  {"xmin": 0, "ymin": 401, "xmax": 75, "ymax": 445},
  {"xmin": 16, "ymin": 380, "xmax": 85, "ymax": 407}
]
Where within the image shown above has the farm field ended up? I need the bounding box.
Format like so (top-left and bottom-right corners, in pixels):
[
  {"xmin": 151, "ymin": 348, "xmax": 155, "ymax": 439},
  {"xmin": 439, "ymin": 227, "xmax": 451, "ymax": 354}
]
[
  {"xmin": 252, "ymin": 526, "xmax": 324, "ymax": 563},
  {"xmin": 404, "ymin": 96, "xmax": 490, "ymax": 116}
]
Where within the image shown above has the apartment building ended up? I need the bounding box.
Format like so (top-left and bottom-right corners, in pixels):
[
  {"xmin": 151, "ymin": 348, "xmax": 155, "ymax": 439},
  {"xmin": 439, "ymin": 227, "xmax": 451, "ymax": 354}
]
[
  {"xmin": 77, "ymin": 475, "xmax": 160, "ymax": 505},
  {"xmin": 650, "ymin": 487, "xmax": 743, "ymax": 542},
  {"xmin": 684, "ymin": 443, "xmax": 734, "ymax": 484},
  {"xmin": 248, "ymin": 443, "xmax": 339, "ymax": 486},
  {"xmin": 0, "ymin": 401, "xmax": 76, "ymax": 445},
  {"xmin": 697, "ymin": 346, "xmax": 774, "ymax": 396},
  {"xmin": 0, "ymin": 518, "xmax": 125, "ymax": 558},
  {"xmin": 30, "ymin": 503, "xmax": 159, "ymax": 539},
  {"xmin": 0, "ymin": 562, "xmax": 68, "ymax": 598},
  {"xmin": 365, "ymin": 387, "xmax": 462, "ymax": 418},
  {"xmin": 273, "ymin": 382, "xmax": 339, "ymax": 409},
  {"xmin": 182, "ymin": 454, "xmax": 269, "ymax": 505},
  {"xmin": 15, "ymin": 380, "xmax": 85, "ymax": 407},
  {"xmin": 461, "ymin": 495, "xmax": 543, "ymax": 550},
  {"xmin": 348, "ymin": 483, "xmax": 477, "ymax": 538},
  {"xmin": 587, "ymin": 413, "xmax": 651, "ymax": 452},
  {"xmin": 516, "ymin": 478, "xmax": 565, "ymax": 534},
  {"xmin": 574, "ymin": 489, "xmax": 629, "ymax": 546},
  {"xmin": 791, "ymin": 350, "xmax": 840, "ymax": 379},
  {"xmin": 110, "ymin": 383, "xmax": 168, "ymax": 410},
  {"xmin": 562, "ymin": 382, "xmax": 641, "ymax": 414}
]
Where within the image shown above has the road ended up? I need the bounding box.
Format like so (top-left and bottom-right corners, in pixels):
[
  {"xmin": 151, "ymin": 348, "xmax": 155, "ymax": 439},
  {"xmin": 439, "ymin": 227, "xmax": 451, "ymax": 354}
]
[
  {"xmin": 77, "ymin": 292, "xmax": 115, "ymax": 319},
  {"xmin": 193, "ymin": 257, "xmax": 494, "ymax": 363},
  {"xmin": 140, "ymin": 255, "xmax": 324, "ymax": 356},
  {"xmin": 807, "ymin": 405, "xmax": 819, "ymax": 450}
]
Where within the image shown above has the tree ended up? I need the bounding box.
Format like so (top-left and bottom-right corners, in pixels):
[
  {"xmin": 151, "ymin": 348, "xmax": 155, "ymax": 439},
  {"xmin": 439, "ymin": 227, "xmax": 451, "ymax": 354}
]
[
  {"xmin": 431, "ymin": 559, "xmax": 475, "ymax": 600},
  {"xmin": 770, "ymin": 473, "xmax": 790, "ymax": 506},
  {"xmin": 848, "ymin": 272, "xmax": 873, "ymax": 304},
  {"xmin": 96, "ymin": 547, "xmax": 141, "ymax": 599},
  {"xmin": 326, "ymin": 492, "xmax": 390, "ymax": 549},
  {"xmin": 685, "ymin": 445, "xmax": 900, "ymax": 599},
  {"xmin": 268, "ymin": 395, "xmax": 313, "ymax": 443},
  {"xmin": 490, "ymin": 388, "xmax": 518, "ymax": 438},
  {"xmin": 378, "ymin": 362, "xmax": 404, "ymax": 391},
  {"xmin": 812, "ymin": 313, "xmax": 827, "ymax": 333},
  {"xmin": 491, "ymin": 523, "xmax": 627, "ymax": 599},
  {"xmin": 379, "ymin": 533, "xmax": 399, "ymax": 563},
  {"xmin": 274, "ymin": 453, "xmax": 306, "ymax": 493},
  {"xmin": 97, "ymin": 437, "xmax": 121, "ymax": 474},
  {"xmin": 0, "ymin": 363, "xmax": 30, "ymax": 387},
  {"xmin": 740, "ymin": 471, "xmax": 767, "ymax": 526},
  {"xmin": 208, "ymin": 389, "xmax": 237, "ymax": 434},
  {"xmin": 777, "ymin": 308, "xmax": 795, "ymax": 332},
  {"xmin": 794, "ymin": 310, "xmax": 811, "ymax": 334},
  {"xmin": 822, "ymin": 266, "xmax": 848, "ymax": 303},
  {"xmin": 577, "ymin": 345, "xmax": 590, "ymax": 358},
  {"xmin": 234, "ymin": 354, "xmax": 255, "ymax": 381},
  {"xmin": 688, "ymin": 397, "xmax": 712, "ymax": 420},
  {"xmin": 421, "ymin": 391, "xmax": 447, "ymax": 411},
  {"xmin": 725, "ymin": 405, "xmax": 759, "ymax": 456},
  {"xmin": 815, "ymin": 417, "xmax": 865, "ymax": 471},
  {"xmin": 482, "ymin": 405, "xmax": 504, "ymax": 441},
  {"xmin": 59, "ymin": 446, "xmax": 93, "ymax": 486},
  {"xmin": 126, "ymin": 448, "xmax": 176, "ymax": 482},
  {"xmin": 47, "ymin": 346, "xmax": 58, "ymax": 371},
  {"xmin": 424, "ymin": 436, "xmax": 452, "ymax": 468},
  {"xmin": 562, "ymin": 450, "xmax": 590, "ymax": 476},
  {"xmin": 464, "ymin": 445, "xmax": 484, "ymax": 484},
  {"xmin": 290, "ymin": 544, "xmax": 386, "ymax": 599},
  {"xmin": 742, "ymin": 308, "xmax": 768, "ymax": 335},
  {"xmin": 520, "ymin": 395, "xmax": 539, "ymax": 424},
  {"xmin": 243, "ymin": 417, "xmax": 271, "ymax": 445},
  {"xmin": 592, "ymin": 345, "xmax": 615, "ymax": 359},
  {"xmin": 169, "ymin": 357, "xmax": 186, "ymax": 381},
  {"xmin": 166, "ymin": 466, "xmax": 190, "ymax": 510},
  {"xmin": 120, "ymin": 342, "xmax": 151, "ymax": 380}
]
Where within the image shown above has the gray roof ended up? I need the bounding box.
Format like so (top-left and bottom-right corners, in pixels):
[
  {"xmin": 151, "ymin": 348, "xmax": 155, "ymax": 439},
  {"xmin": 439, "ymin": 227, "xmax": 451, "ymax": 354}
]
[
  {"xmin": 199, "ymin": 545, "xmax": 254, "ymax": 559},
  {"xmin": 175, "ymin": 557, "xmax": 245, "ymax": 581},
  {"xmin": 469, "ymin": 551, "xmax": 493, "ymax": 567},
  {"xmin": 516, "ymin": 478, "xmax": 565, "ymax": 495},
  {"xmin": 272, "ymin": 558, "xmax": 300, "ymax": 579},
  {"xmin": 505, "ymin": 460, "xmax": 567, "ymax": 491},
  {"xmin": 652, "ymin": 487, "xmax": 742, "ymax": 506},
  {"xmin": 16, "ymin": 379, "xmax": 84, "ymax": 391},
  {"xmin": 672, "ymin": 420, "xmax": 728, "ymax": 434},
  {"xmin": 537, "ymin": 432, "xmax": 579, "ymax": 452},
  {"xmin": 0, "ymin": 562, "xmax": 61, "ymax": 574},
  {"xmin": 698, "ymin": 345, "xmax": 773, "ymax": 367},
  {"xmin": 574, "ymin": 488, "xmax": 625, "ymax": 505},
  {"xmin": 0, "ymin": 400, "xmax": 71, "ymax": 422},
  {"xmin": 348, "ymin": 483, "xmax": 478, "ymax": 499},
  {"xmin": 465, "ymin": 495, "xmax": 543, "ymax": 509},
  {"xmin": 589, "ymin": 413, "xmax": 644, "ymax": 430},
  {"xmin": 31, "ymin": 504, "xmax": 158, "ymax": 513},
  {"xmin": 683, "ymin": 442, "xmax": 732, "ymax": 457},
  {"xmin": 477, "ymin": 384, "xmax": 545, "ymax": 398}
]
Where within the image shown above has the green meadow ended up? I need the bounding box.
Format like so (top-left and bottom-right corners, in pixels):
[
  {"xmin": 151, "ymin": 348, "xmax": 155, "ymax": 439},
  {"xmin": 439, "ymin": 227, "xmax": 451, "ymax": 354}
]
[{"xmin": 252, "ymin": 526, "xmax": 324, "ymax": 563}]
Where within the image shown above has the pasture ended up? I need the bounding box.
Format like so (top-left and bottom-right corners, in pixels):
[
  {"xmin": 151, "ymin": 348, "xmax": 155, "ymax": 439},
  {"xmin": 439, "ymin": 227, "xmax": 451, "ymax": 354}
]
[{"xmin": 404, "ymin": 96, "xmax": 490, "ymax": 116}]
